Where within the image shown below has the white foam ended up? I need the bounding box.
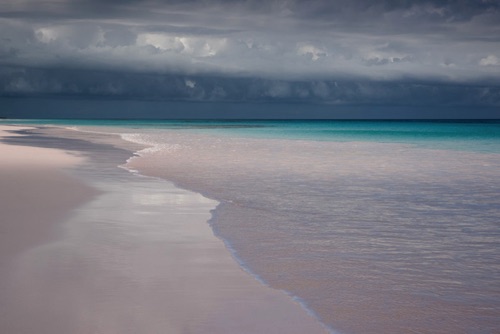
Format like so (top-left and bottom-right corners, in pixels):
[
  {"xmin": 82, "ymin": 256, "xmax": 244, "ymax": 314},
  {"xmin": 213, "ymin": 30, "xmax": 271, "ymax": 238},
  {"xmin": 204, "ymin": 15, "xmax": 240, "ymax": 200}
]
[{"xmin": 120, "ymin": 133, "xmax": 182, "ymax": 155}]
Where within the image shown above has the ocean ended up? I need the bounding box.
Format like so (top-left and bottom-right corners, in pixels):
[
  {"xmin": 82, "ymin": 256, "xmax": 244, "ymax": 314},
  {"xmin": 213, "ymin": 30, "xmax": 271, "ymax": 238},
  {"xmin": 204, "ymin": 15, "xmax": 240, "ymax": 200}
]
[{"xmin": 4, "ymin": 119, "xmax": 500, "ymax": 333}]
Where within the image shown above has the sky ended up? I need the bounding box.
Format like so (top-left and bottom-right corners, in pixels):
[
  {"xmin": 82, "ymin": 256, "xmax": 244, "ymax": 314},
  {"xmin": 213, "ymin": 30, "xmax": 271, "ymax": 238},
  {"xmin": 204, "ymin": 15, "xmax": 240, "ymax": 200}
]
[{"xmin": 0, "ymin": 0, "xmax": 499, "ymax": 118}]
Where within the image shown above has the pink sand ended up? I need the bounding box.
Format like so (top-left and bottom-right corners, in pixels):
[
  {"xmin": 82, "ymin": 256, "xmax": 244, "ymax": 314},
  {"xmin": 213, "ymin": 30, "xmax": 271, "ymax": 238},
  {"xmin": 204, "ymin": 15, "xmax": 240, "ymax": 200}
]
[{"xmin": 0, "ymin": 125, "xmax": 329, "ymax": 334}]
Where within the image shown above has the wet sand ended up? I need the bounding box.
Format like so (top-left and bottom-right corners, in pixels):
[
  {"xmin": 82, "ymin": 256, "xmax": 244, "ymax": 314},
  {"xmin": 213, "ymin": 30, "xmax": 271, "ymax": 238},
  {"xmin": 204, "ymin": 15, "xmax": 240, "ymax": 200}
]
[
  {"xmin": 0, "ymin": 125, "xmax": 329, "ymax": 334},
  {"xmin": 0, "ymin": 125, "xmax": 97, "ymax": 262}
]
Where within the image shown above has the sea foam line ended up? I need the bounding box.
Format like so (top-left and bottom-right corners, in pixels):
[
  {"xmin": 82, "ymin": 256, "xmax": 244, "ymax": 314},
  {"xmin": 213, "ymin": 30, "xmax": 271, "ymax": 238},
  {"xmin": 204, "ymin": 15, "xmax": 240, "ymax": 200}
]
[
  {"xmin": 68, "ymin": 125, "xmax": 337, "ymax": 334},
  {"xmin": 113, "ymin": 128, "xmax": 336, "ymax": 334}
]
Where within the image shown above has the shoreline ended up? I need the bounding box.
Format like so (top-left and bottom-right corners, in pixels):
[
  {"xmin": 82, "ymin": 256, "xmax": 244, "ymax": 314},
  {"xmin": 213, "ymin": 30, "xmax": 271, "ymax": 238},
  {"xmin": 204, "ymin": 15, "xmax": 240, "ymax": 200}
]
[
  {"xmin": 67, "ymin": 124, "xmax": 333, "ymax": 331},
  {"xmin": 120, "ymin": 131, "xmax": 330, "ymax": 332},
  {"xmin": 0, "ymin": 124, "xmax": 330, "ymax": 334},
  {"xmin": 115, "ymin": 124, "xmax": 500, "ymax": 334},
  {"xmin": 118, "ymin": 129, "xmax": 334, "ymax": 331},
  {"xmin": 0, "ymin": 125, "xmax": 98, "ymax": 262},
  {"xmin": 97, "ymin": 126, "xmax": 334, "ymax": 334}
]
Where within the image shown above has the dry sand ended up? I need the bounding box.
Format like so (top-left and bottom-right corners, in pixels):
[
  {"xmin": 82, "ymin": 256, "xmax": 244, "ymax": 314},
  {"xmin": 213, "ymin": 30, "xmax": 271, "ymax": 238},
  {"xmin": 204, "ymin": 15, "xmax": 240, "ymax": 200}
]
[{"xmin": 0, "ymin": 125, "xmax": 329, "ymax": 334}]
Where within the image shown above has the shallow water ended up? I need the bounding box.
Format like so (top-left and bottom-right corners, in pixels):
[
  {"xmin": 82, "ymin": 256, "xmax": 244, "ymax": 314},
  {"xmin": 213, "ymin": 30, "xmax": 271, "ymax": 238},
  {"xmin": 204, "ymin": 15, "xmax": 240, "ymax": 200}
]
[
  {"xmin": 119, "ymin": 122, "xmax": 500, "ymax": 334},
  {"xmin": 4, "ymin": 119, "xmax": 500, "ymax": 152}
]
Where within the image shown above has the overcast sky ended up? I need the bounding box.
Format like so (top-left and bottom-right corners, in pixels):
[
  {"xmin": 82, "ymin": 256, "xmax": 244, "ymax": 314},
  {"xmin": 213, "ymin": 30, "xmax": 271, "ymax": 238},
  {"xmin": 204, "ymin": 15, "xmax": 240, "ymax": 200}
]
[{"xmin": 1, "ymin": 0, "xmax": 499, "ymax": 118}]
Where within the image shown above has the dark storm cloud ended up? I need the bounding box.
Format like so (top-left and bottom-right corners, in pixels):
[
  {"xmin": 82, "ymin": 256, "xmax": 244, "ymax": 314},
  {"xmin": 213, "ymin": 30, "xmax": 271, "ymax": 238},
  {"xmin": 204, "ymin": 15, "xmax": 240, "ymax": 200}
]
[
  {"xmin": 2, "ymin": 67, "xmax": 498, "ymax": 107},
  {"xmin": 0, "ymin": 0, "xmax": 499, "ymax": 110}
]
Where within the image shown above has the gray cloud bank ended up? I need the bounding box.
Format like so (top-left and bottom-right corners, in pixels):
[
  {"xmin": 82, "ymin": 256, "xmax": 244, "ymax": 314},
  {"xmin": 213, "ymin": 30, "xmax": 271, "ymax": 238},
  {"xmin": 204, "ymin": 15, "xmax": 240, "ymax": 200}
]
[
  {"xmin": 2, "ymin": 67, "xmax": 499, "ymax": 107},
  {"xmin": 1, "ymin": 0, "xmax": 499, "ymax": 116}
]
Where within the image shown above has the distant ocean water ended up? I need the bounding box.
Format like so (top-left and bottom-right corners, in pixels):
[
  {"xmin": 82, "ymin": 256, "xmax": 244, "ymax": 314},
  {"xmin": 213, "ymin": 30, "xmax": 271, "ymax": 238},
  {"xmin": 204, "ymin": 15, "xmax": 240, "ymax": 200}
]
[
  {"xmin": 5, "ymin": 119, "xmax": 500, "ymax": 333},
  {"xmin": 5, "ymin": 119, "xmax": 500, "ymax": 153}
]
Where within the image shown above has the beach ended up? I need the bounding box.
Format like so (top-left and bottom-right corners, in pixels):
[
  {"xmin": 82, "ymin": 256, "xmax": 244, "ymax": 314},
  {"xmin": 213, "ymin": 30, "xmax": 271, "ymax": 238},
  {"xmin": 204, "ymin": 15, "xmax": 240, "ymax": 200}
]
[
  {"xmin": 0, "ymin": 125, "xmax": 97, "ymax": 262},
  {"xmin": 0, "ymin": 125, "xmax": 328, "ymax": 334},
  {"xmin": 2, "ymin": 0, "xmax": 499, "ymax": 331},
  {"xmin": 1, "ymin": 120, "xmax": 499, "ymax": 334}
]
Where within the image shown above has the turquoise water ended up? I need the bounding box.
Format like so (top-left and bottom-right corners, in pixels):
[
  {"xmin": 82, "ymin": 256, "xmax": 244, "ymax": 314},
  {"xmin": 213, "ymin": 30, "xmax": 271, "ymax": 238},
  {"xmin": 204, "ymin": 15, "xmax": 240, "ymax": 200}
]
[
  {"xmin": 115, "ymin": 122, "xmax": 500, "ymax": 333},
  {"xmin": 3, "ymin": 119, "xmax": 500, "ymax": 152}
]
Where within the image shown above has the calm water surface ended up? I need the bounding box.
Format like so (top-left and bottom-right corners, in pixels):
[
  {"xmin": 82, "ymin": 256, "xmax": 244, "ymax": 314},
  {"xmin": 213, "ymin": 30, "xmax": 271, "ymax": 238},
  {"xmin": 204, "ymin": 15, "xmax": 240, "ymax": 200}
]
[{"xmin": 5, "ymin": 119, "xmax": 500, "ymax": 333}]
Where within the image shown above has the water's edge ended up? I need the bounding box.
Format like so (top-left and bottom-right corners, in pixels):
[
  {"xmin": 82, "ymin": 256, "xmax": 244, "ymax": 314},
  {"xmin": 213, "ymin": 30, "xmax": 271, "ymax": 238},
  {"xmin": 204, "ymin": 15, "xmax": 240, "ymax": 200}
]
[
  {"xmin": 115, "ymin": 130, "xmax": 336, "ymax": 334},
  {"xmin": 9, "ymin": 120, "xmax": 499, "ymax": 333}
]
